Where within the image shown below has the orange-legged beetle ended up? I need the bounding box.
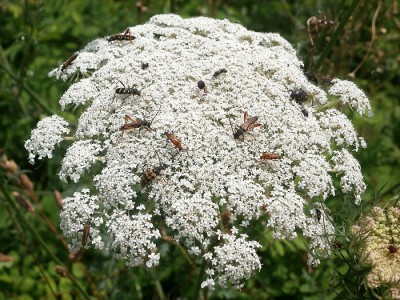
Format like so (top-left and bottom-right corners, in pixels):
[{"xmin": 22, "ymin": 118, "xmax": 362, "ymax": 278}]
[
  {"xmin": 61, "ymin": 53, "xmax": 78, "ymax": 71},
  {"xmin": 81, "ymin": 223, "xmax": 90, "ymax": 247},
  {"xmin": 164, "ymin": 131, "xmax": 184, "ymax": 151},
  {"xmin": 231, "ymin": 111, "xmax": 262, "ymax": 141},
  {"xmin": 141, "ymin": 147, "xmax": 168, "ymax": 186},
  {"xmin": 260, "ymin": 153, "xmax": 281, "ymax": 160},
  {"xmin": 213, "ymin": 68, "xmax": 227, "ymax": 78},
  {"xmin": 141, "ymin": 164, "xmax": 168, "ymax": 186},
  {"xmin": 119, "ymin": 106, "xmax": 161, "ymax": 137},
  {"xmin": 107, "ymin": 28, "xmax": 135, "ymax": 44}
]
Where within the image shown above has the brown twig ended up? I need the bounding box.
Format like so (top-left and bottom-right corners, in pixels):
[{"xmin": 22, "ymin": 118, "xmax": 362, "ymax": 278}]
[{"xmin": 348, "ymin": 0, "xmax": 382, "ymax": 78}]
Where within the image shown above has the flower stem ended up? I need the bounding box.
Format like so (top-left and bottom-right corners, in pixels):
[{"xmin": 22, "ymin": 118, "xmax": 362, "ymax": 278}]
[
  {"xmin": 170, "ymin": 0, "xmax": 176, "ymax": 13},
  {"xmin": 160, "ymin": 230, "xmax": 196, "ymax": 269},
  {"xmin": 154, "ymin": 279, "xmax": 166, "ymax": 300},
  {"xmin": 0, "ymin": 45, "xmax": 54, "ymax": 116},
  {"xmin": 314, "ymin": 98, "xmax": 341, "ymax": 112},
  {"xmin": 0, "ymin": 181, "xmax": 91, "ymax": 300},
  {"xmin": 315, "ymin": 0, "xmax": 361, "ymax": 71},
  {"xmin": 63, "ymin": 136, "xmax": 76, "ymax": 141},
  {"xmin": 193, "ymin": 259, "xmax": 207, "ymax": 300}
]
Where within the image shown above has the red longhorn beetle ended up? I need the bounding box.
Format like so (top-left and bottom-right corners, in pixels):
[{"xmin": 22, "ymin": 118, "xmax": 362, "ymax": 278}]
[
  {"xmin": 81, "ymin": 223, "xmax": 90, "ymax": 248},
  {"xmin": 141, "ymin": 146, "xmax": 168, "ymax": 187},
  {"xmin": 231, "ymin": 111, "xmax": 262, "ymax": 141},
  {"xmin": 164, "ymin": 131, "xmax": 184, "ymax": 151},
  {"xmin": 61, "ymin": 53, "xmax": 78, "ymax": 71},
  {"xmin": 107, "ymin": 28, "xmax": 135, "ymax": 44},
  {"xmin": 260, "ymin": 153, "xmax": 281, "ymax": 160},
  {"xmin": 119, "ymin": 106, "xmax": 161, "ymax": 137}
]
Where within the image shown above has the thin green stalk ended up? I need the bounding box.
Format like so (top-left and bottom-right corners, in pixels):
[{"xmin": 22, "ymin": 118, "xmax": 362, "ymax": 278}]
[
  {"xmin": 161, "ymin": 234, "xmax": 196, "ymax": 269},
  {"xmin": 145, "ymin": 266, "xmax": 165, "ymax": 300},
  {"xmin": 64, "ymin": 136, "xmax": 76, "ymax": 141},
  {"xmin": 314, "ymin": 98, "xmax": 341, "ymax": 112},
  {"xmin": 0, "ymin": 45, "xmax": 54, "ymax": 115},
  {"xmin": 315, "ymin": 0, "xmax": 361, "ymax": 71},
  {"xmin": 170, "ymin": 0, "xmax": 176, "ymax": 13},
  {"xmin": 1, "ymin": 182, "xmax": 62, "ymax": 264},
  {"xmin": 154, "ymin": 279, "xmax": 166, "ymax": 300},
  {"xmin": 192, "ymin": 259, "xmax": 207, "ymax": 300},
  {"xmin": 0, "ymin": 181, "xmax": 91, "ymax": 300},
  {"xmin": 2, "ymin": 65, "xmax": 54, "ymax": 115},
  {"xmin": 3, "ymin": 196, "xmax": 59, "ymax": 299}
]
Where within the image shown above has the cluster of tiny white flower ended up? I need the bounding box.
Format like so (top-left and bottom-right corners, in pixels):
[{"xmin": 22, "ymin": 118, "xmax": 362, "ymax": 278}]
[
  {"xmin": 26, "ymin": 14, "xmax": 372, "ymax": 287},
  {"xmin": 59, "ymin": 140, "xmax": 103, "ymax": 183},
  {"xmin": 25, "ymin": 115, "xmax": 70, "ymax": 164},
  {"xmin": 331, "ymin": 149, "xmax": 366, "ymax": 205},
  {"xmin": 202, "ymin": 230, "xmax": 261, "ymax": 289},
  {"xmin": 329, "ymin": 79, "xmax": 373, "ymax": 117},
  {"xmin": 316, "ymin": 109, "xmax": 366, "ymax": 151},
  {"xmin": 105, "ymin": 210, "xmax": 161, "ymax": 267},
  {"xmin": 59, "ymin": 189, "xmax": 104, "ymax": 253}
]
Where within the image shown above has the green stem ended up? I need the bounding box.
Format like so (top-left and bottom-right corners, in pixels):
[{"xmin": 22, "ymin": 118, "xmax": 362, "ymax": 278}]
[
  {"xmin": 145, "ymin": 267, "xmax": 165, "ymax": 300},
  {"xmin": 193, "ymin": 259, "xmax": 207, "ymax": 300},
  {"xmin": 0, "ymin": 45, "xmax": 54, "ymax": 115},
  {"xmin": 63, "ymin": 136, "xmax": 76, "ymax": 141},
  {"xmin": 154, "ymin": 279, "xmax": 166, "ymax": 300},
  {"xmin": 1, "ymin": 182, "xmax": 62, "ymax": 263},
  {"xmin": 2, "ymin": 197, "xmax": 59, "ymax": 299},
  {"xmin": 314, "ymin": 0, "xmax": 361, "ymax": 71},
  {"xmin": 161, "ymin": 234, "xmax": 196, "ymax": 269},
  {"xmin": 314, "ymin": 98, "xmax": 341, "ymax": 112},
  {"xmin": 0, "ymin": 181, "xmax": 91, "ymax": 300},
  {"xmin": 380, "ymin": 182, "xmax": 400, "ymax": 199},
  {"xmin": 170, "ymin": 0, "xmax": 176, "ymax": 13}
]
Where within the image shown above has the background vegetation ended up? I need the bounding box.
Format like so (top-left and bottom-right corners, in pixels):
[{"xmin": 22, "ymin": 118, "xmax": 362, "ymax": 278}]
[{"xmin": 1, "ymin": 0, "xmax": 399, "ymax": 299}]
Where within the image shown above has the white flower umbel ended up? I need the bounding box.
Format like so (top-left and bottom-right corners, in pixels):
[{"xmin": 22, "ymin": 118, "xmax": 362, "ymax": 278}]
[
  {"xmin": 25, "ymin": 115, "xmax": 70, "ymax": 164},
  {"xmin": 164, "ymin": 191, "xmax": 219, "ymax": 244},
  {"xmin": 328, "ymin": 79, "xmax": 373, "ymax": 117},
  {"xmin": 202, "ymin": 231, "xmax": 261, "ymax": 289},
  {"xmin": 317, "ymin": 109, "xmax": 366, "ymax": 151},
  {"xmin": 106, "ymin": 210, "xmax": 161, "ymax": 267},
  {"xmin": 331, "ymin": 149, "xmax": 366, "ymax": 205},
  {"xmin": 27, "ymin": 14, "xmax": 373, "ymax": 287},
  {"xmin": 59, "ymin": 189, "xmax": 103, "ymax": 253},
  {"xmin": 59, "ymin": 140, "xmax": 103, "ymax": 183}
]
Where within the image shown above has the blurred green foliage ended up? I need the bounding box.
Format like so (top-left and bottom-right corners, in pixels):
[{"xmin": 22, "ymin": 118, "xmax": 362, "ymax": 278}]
[{"xmin": 1, "ymin": 0, "xmax": 399, "ymax": 299}]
